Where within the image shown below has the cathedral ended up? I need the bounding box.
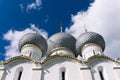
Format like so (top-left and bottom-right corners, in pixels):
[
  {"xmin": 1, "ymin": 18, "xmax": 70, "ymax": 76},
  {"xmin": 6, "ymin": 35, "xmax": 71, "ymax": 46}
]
[{"xmin": 0, "ymin": 29, "xmax": 120, "ymax": 80}]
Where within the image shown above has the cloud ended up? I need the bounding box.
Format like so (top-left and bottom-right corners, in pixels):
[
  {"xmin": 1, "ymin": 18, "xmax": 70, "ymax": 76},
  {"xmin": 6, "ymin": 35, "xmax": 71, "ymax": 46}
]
[
  {"xmin": 19, "ymin": 0, "xmax": 42, "ymax": 12},
  {"xmin": 27, "ymin": 0, "xmax": 42, "ymax": 11},
  {"xmin": 3, "ymin": 24, "xmax": 48, "ymax": 60},
  {"xmin": 66, "ymin": 0, "xmax": 120, "ymax": 58},
  {"xmin": 30, "ymin": 24, "xmax": 48, "ymax": 39}
]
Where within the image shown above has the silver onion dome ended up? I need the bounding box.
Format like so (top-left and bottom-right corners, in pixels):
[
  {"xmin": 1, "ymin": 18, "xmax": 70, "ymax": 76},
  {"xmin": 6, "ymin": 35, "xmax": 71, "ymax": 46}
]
[
  {"xmin": 76, "ymin": 32, "xmax": 105, "ymax": 55},
  {"xmin": 47, "ymin": 32, "xmax": 77, "ymax": 56},
  {"xmin": 18, "ymin": 33, "xmax": 48, "ymax": 54}
]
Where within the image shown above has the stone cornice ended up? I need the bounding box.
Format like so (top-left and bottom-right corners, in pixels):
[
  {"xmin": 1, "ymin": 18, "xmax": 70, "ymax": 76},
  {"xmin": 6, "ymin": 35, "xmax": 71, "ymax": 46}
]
[
  {"xmin": 85, "ymin": 54, "xmax": 118, "ymax": 63},
  {"xmin": 42, "ymin": 53, "xmax": 82, "ymax": 64},
  {"xmin": 0, "ymin": 54, "xmax": 118, "ymax": 66},
  {"xmin": 4, "ymin": 55, "xmax": 35, "ymax": 65}
]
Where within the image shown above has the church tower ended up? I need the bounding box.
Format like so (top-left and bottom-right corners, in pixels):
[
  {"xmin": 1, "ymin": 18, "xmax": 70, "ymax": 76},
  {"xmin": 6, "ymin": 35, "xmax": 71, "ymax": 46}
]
[{"xmin": 0, "ymin": 29, "xmax": 120, "ymax": 80}]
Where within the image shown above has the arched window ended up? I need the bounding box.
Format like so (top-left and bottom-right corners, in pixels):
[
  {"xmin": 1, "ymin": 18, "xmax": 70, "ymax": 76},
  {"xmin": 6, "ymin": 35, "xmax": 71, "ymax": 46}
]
[
  {"xmin": 97, "ymin": 66, "xmax": 104, "ymax": 80},
  {"xmin": 60, "ymin": 67, "xmax": 66, "ymax": 80},
  {"xmin": 18, "ymin": 71, "xmax": 22, "ymax": 80},
  {"xmin": 14, "ymin": 67, "xmax": 23, "ymax": 80},
  {"xmin": 29, "ymin": 52, "xmax": 32, "ymax": 57}
]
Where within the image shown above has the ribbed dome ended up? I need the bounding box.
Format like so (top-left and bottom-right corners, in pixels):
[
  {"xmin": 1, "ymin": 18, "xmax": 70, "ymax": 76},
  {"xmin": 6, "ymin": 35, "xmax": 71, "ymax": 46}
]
[
  {"xmin": 47, "ymin": 32, "xmax": 77, "ymax": 56},
  {"xmin": 76, "ymin": 32, "xmax": 105, "ymax": 55},
  {"xmin": 18, "ymin": 33, "xmax": 48, "ymax": 54}
]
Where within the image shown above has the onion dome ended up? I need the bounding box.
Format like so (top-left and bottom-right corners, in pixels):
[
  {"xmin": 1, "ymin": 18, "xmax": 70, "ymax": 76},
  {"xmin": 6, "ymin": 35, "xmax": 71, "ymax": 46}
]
[
  {"xmin": 76, "ymin": 32, "xmax": 105, "ymax": 55},
  {"xmin": 18, "ymin": 33, "xmax": 48, "ymax": 54},
  {"xmin": 47, "ymin": 32, "xmax": 77, "ymax": 56}
]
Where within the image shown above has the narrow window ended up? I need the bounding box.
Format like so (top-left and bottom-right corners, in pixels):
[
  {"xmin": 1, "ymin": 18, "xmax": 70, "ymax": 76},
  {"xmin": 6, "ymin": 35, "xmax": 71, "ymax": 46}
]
[
  {"xmin": 14, "ymin": 67, "xmax": 23, "ymax": 80},
  {"xmin": 99, "ymin": 70, "xmax": 104, "ymax": 80},
  {"xmin": 93, "ymin": 50, "xmax": 95, "ymax": 55},
  {"xmin": 62, "ymin": 71, "xmax": 65, "ymax": 80},
  {"xmin": 60, "ymin": 67, "xmax": 66, "ymax": 80},
  {"xmin": 18, "ymin": 71, "xmax": 22, "ymax": 80},
  {"xmin": 98, "ymin": 66, "xmax": 104, "ymax": 80},
  {"xmin": 29, "ymin": 52, "xmax": 32, "ymax": 57}
]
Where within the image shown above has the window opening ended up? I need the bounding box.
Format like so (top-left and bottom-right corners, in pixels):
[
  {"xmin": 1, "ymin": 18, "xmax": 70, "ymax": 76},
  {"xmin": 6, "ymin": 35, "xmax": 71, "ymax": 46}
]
[
  {"xmin": 93, "ymin": 50, "xmax": 95, "ymax": 55},
  {"xmin": 98, "ymin": 66, "xmax": 104, "ymax": 80},
  {"xmin": 18, "ymin": 71, "xmax": 22, "ymax": 80},
  {"xmin": 62, "ymin": 71, "xmax": 65, "ymax": 80},
  {"xmin": 60, "ymin": 67, "xmax": 66, "ymax": 80},
  {"xmin": 99, "ymin": 71, "xmax": 104, "ymax": 80},
  {"xmin": 29, "ymin": 52, "xmax": 32, "ymax": 57},
  {"xmin": 14, "ymin": 67, "xmax": 23, "ymax": 80}
]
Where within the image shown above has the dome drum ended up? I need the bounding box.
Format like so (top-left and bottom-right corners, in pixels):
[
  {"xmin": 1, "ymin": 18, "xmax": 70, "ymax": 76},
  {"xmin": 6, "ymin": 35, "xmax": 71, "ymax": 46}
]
[{"xmin": 47, "ymin": 47, "xmax": 75, "ymax": 57}]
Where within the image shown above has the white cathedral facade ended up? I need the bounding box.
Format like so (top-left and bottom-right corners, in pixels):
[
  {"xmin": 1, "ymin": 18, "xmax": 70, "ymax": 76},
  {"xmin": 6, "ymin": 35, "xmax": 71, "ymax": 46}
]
[{"xmin": 0, "ymin": 30, "xmax": 120, "ymax": 80}]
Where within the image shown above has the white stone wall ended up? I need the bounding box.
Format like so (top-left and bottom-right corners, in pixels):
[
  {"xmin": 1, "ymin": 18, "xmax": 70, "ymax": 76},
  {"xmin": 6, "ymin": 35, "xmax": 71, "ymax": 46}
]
[
  {"xmin": 1, "ymin": 59, "xmax": 33, "ymax": 80},
  {"xmin": 0, "ymin": 64, "xmax": 5, "ymax": 80},
  {"xmin": 43, "ymin": 57, "xmax": 83, "ymax": 80},
  {"xmin": 42, "ymin": 57, "xmax": 120, "ymax": 80},
  {"xmin": 88, "ymin": 59, "xmax": 120, "ymax": 80},
  {"xmin": 0, "ymin": 57, "xmax": 120, "ymax": 80}
]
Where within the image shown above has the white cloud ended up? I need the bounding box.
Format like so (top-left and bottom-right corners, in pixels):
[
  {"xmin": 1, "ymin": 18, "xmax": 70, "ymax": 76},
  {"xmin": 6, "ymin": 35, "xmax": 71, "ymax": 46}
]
[
  {"xmin": 66, "ymin": 0, "xmax": 120, "ymax": 58},
  {"xmin": 3, "ymin": 24, "xmax": 48, "ymax": 60},
  {"xmin": 30, "ymin": 24, "xmax": 48, "ymax": 39},
  {"xmin": 27, "ymin": 0, "xmax": 42, "ymax": 11}
]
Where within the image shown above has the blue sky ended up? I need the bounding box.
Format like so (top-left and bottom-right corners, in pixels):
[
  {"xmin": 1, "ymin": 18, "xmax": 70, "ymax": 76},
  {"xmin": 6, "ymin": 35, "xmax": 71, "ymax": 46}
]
[{"xmin": 0, "ymin": 0, "xmax": 120, "ymax": 60}]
